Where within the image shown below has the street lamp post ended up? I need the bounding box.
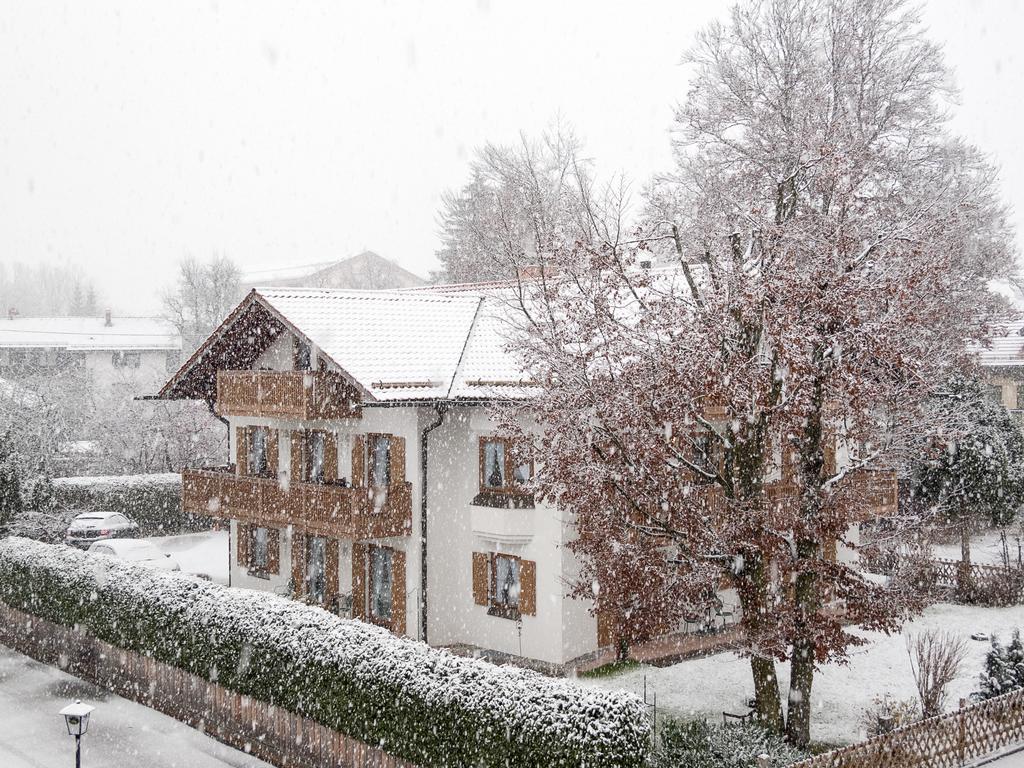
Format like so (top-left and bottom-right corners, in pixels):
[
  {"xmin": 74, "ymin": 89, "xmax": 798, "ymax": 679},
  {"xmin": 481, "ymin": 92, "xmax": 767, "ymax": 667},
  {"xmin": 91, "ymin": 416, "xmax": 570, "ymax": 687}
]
[{"xmin": 59, "ymin": 700, "xmax": 95, "ymax": 768}]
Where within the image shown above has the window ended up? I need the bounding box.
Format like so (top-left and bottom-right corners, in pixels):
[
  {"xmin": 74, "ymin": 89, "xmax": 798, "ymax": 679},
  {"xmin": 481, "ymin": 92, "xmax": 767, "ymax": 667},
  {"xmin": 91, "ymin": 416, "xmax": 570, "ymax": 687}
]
[
  {"xmin": 479, "ymin": 437, "xmax": 532, "ymax": 492},
  {"xmin": 306, "ymin": 430, "xmax": 326, "ymax": 484},
  {"xmin": 490, "ymin": 553, "xmax": 520, "ymax": 618},
  {"xmin": 294, "ymin": 339, "xmax": 312, "ymax": 371},
  {"xmin": 305, "ymin": 536, "xmax": 327, "ymax": 604},
  {"xmin": 368, "ymin": 545, "xmax": 394, "ymax": 623},
  {"xmin": 248, "ymin": 427, "xmax": 270, "ymax": 477},
  {"xmin": 250, "ymin": 527, "xmax": 269, "ymax": 573},
  {"xmin": 111, "ymin": 351, "xmax": 141, "ymax": 368},
  {"xmin": 482, "ymin": 439, "xmax": 505, "ymax": 489},
  {"xmin": 369, "ymin": 434, "xmax": 391, "ymax": 488}
]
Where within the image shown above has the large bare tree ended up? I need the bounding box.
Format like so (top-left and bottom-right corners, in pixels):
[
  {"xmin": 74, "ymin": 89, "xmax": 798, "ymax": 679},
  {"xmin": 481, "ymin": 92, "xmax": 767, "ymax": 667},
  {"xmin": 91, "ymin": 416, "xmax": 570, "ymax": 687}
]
[
  {"xmin": 435, "ymin": 126, "xmax": 628, "ymax": 283},
  {"xmin": 501, "ymin": 0, "xmax": 1015, "ymax": 746},
  {"xmin": 162, "ymin": 255, "xmax": 242, "ymax": 353}
]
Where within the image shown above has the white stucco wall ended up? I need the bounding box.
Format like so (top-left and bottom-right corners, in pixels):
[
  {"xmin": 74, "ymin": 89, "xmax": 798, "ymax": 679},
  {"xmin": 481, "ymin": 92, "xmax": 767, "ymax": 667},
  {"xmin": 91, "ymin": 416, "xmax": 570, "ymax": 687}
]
[{"xmin": 423, "ymin": 407, "xmax": 593, "ymax": 666}]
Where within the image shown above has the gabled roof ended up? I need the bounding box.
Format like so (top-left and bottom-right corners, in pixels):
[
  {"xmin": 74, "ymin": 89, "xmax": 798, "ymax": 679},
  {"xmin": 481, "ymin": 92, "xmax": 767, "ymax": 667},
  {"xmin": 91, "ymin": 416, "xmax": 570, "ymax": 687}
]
[
  {"xmin": 159, "ymin": 287, "xmax": 535, "ymax": 404},
  {"xmin": 0, "ymin": 316, "xmax": 180, "ymax": 351}
]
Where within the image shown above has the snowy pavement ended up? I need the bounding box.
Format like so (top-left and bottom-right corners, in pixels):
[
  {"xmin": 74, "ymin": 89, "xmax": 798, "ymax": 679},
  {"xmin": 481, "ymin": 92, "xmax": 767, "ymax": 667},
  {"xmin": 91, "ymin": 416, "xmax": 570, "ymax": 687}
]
[
  {"xmin": 581, "ymin": 603, "xmax": 1024, "ymax": 745},
  {"xmin": 145, "ymin": 530, "xmax": 229, "ymax": 584},
  {"xmin": 0, "ymin": 644, "xmax": 271, "ymax": 768}
]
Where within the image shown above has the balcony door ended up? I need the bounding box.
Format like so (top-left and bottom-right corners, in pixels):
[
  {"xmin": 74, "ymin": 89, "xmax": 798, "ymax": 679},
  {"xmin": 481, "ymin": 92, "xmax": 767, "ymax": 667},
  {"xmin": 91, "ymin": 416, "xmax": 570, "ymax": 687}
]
[{"xmin": 305, "ymin": 536, "xmax": 327, "ymax": 604}]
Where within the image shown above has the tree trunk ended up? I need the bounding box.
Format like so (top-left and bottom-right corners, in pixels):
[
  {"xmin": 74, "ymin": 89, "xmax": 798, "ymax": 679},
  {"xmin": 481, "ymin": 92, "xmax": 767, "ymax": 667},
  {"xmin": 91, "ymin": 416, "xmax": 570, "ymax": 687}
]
[
  {"xmin": 736, "ymin": 550, "xmax": 784, "ymax": 732},
  {"xmin": 957, "ymin": 520, "xmax": 974, "ymax": 601},
  {"xmin": 785, "ymin": 539, "xmax": 820, "ymax": 747},
  {"xmin": 751, "ymin": 655, "xmax": 784, "ymax": 732}
]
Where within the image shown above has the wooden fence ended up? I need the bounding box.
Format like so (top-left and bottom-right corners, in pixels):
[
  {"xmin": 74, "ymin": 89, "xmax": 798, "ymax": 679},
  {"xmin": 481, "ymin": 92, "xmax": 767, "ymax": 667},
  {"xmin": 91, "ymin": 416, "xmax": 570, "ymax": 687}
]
[
  {"xmin": 0, "ymin": 603, "xmax": 416, "ymax": 768},
  {"xmin": 862, "ymin": 554, "xmax": 1024, "ymax": 606},
  {"xmin": 788, "ymin": 691, "xmax": 1024, "ymax": 768}
]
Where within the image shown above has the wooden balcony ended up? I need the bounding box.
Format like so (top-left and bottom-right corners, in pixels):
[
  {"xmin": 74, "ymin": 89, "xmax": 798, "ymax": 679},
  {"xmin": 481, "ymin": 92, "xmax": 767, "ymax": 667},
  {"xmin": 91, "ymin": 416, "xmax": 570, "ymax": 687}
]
[
  {"xmin": 214, "ymin": 370, "xmax": 361, "ymax": 420},
  {"xmin": 182, "ymin": 468, "xmax": 411, "ymax": 539}
]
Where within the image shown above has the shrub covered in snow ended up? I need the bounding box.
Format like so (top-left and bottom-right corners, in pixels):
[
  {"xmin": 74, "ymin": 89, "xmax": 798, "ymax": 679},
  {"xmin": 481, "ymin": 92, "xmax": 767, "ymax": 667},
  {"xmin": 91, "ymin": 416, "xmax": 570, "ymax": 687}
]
[
  {"xmin": 649, "ymin": 719, "xmax": 806, "ymax": 768},
  {"xmin": 978, "ymin": 630, "xmax": 1024, "ymax": 700},
  {"xmin": 0, "ymin": 537, "xmax": 650, "ymax": 767},
  {"xmin": 50, "ymin": 473, "xmax": 202, "ymax": 535}
]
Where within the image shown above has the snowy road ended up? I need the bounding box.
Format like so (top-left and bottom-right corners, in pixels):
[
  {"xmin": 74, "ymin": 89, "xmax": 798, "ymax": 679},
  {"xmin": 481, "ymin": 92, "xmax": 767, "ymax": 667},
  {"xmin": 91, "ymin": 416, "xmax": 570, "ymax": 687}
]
[{"xmin": 0, "ymin": 644, "xmax": 270, "ymax": 768}]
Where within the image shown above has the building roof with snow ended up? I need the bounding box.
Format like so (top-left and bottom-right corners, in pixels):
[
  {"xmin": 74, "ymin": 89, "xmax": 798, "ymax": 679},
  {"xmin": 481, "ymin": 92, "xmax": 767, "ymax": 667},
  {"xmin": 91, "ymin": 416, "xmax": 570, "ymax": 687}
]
[
  {"xmin": 159, "ymin": 286, "xmax": 537, "ymax": 404},
  {"xmin": 241, "ymin": 250, "xmax": 426, "ymax": 292},
  {"xmin": 0, "ymin": 315, "xmax": 180, "ymax": 352},
  {"xmin": 977, "ymin": 280, "xmax": 1024, "ymax": 368}
]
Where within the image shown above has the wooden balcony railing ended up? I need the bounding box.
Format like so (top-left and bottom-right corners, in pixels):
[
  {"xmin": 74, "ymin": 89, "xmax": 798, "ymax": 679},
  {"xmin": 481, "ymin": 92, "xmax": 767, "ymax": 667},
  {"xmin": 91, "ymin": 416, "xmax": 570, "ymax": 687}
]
[
  {"xmin": 182, "ymin": 468, "xmax": 411, "ymax": 540},
  {"xmin": 214, "ymin": 370, "xmax": 361, "ymax": 420}
]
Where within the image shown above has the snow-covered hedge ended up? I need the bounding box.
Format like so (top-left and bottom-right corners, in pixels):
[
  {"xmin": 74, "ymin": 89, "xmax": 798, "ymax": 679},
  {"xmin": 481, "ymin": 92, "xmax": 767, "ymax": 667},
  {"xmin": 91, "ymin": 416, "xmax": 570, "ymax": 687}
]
[
  {"xmin": 0, "ymin": 537, "xmax": 650, "ymax": 767},
  {"xmin": 51, "ymin": 473, "xmax": 202, "ymax": 535}
]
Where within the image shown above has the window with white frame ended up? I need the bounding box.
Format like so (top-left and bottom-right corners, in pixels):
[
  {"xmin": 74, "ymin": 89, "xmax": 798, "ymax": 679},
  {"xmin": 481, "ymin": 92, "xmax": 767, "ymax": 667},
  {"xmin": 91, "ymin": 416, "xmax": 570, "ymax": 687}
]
[
  {"xmin": 368, "ymin": 545, "xmax": 394, "ymax": 623},
  {"xmin": 490, "ymin": 553, "xmax": 520, "ymax": 615},
  {"xmin": 248, "ymin": 427, "xmax": 269, "ymax": 477},
  {"xmin": 250, "ymin": 526, "xmax": 269, "ymax": 572},
  {"xmin": 368, "ymin": 434, "xmax": 390, "ymax": 488}
]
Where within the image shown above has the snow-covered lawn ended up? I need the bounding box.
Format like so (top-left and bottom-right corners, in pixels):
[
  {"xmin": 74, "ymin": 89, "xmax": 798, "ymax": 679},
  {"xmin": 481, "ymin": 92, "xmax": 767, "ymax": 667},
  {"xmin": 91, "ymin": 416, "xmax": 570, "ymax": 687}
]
[
  {"xmin": 581, "ymin": 603, "xmax": 1024, "ymax": 746},
  {"xmin": 145, "ymin": 530, "xmax": 229, "ymax": 585},
  {"xmin": 0, "ymin": 644, "xmax": 270, "ymax": 768}
]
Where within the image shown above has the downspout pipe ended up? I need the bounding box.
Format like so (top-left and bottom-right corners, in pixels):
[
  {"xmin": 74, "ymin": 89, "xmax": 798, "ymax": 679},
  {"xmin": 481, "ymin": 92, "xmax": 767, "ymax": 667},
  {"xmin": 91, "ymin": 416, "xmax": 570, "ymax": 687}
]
[{"xmin": 420, "ymin": 403, "xmax": 448, "ymax": 644}]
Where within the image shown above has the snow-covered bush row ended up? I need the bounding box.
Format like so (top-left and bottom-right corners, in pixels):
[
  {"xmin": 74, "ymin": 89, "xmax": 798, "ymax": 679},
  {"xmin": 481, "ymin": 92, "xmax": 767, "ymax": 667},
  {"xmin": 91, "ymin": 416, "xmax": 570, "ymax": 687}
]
[
  {"xmin": 50, "ymin": 473, "xmax": 202, "ymax": 535},
  {"xmin": 650, "ymin": 719, "xmax": 806, "ymax": 768},
  {"xmin": 52, "ymin": 472, "xmax": 182, "ymax": 488},
  {"xmin": 0, "ymin": 537, "xmax": 650, "ymax": 767}
]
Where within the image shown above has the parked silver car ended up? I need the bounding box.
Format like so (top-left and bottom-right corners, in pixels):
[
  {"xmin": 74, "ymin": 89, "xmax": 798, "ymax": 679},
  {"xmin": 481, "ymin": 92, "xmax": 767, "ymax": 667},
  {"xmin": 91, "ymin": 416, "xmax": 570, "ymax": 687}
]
[
  {"xmin": 87, "ymin": 539, "xmax": 181, "ymax": 571},
  {"xmin": 65, "ymin": 511, "xmax": 139, "ymax": 549}
]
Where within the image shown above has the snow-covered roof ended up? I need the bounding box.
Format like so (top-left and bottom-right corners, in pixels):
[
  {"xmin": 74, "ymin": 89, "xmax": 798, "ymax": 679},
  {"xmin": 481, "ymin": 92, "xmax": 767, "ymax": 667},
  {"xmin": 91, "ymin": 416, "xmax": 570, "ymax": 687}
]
[
  {"xmin": 0, "ymin": 316, "xmax": 180, "ymax": 351},
  {"xmin": 162, "ymin": 287, "xmax": 536, "ymax": 404},
  {"xmin": 978, "ymin": 318, "xmax": 1024, "ymax": 367},
  {"xmin": 256, "ymin": 287, "xmax": 537, "ymax": 402}
]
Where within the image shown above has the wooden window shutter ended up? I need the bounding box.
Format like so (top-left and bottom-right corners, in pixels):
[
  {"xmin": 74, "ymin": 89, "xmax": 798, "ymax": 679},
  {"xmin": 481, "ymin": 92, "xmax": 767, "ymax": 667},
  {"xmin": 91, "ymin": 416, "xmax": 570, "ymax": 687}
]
[
  {"xmin": 290, "ymin": 429, "xmax": 305, "ymax": 485},
  {"xmin": 267, "ymin": 429, "xmax": 280, "ymax": 477},
  {"xmin": 325, "ymin": 539, "xmax": 339, "ymax": 608},
  {"xmin": 823, "ymin": 432, "xmax": 837, "ymax": 476},
  {"xmin": 237, "ymin": 522, "xmax": 250, "ymax": 567},
  {"xmin": 324, "ymin": 431, "xmax": 338, "ymax": 483},
  {"xmin": 236, "ymin": 427, "xmax": 249, "ymax": 475},
  {"xmin": 291, "ymin": 531, "xmax": 305, "ymax": 597},
  {"xmin": 352, "ymin": 542, "xmax": 367, "ymax": 619},
  {"xmin": 519, "ymin": 559, "xmax": 537, "ymax": 616},
  {"xmin": 389, "ymin": 436, "xmax": 405, "ymax": 485},
  {"xmin": 392, "ymin": 549, "xmax": 406, "ymax": 635},
  {"xmin": 472, "ymin": 552, "xmax": 489, "ymax": 606},
  {"xmin": 824, "ymin": 536, "xmax": 838, "ymax": 562},
  {"xmin": 351, "ymin": 435, "xmax": 366, "ymax": 488},
  {"xmin": 267, "ymin": 528, "xmax": 280, "ymax": 575}
]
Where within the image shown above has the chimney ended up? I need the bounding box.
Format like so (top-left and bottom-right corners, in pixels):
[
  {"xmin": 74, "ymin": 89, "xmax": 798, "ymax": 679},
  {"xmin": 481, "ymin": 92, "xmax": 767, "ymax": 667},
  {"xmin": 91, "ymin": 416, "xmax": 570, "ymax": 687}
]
[
  {"xmin": 7, "ymin": 307, "xmax": 16, "ymax": 320},
  {"xmin": 104, "ymin": 309, "xmax": 112, "ymax": 327}
]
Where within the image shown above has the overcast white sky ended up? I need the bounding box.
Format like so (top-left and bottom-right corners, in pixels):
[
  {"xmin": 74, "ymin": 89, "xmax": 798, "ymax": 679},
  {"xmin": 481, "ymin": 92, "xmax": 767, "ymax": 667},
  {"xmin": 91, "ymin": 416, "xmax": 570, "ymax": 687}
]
[{"xmin": 1, "ymin": 0, "xmax": 1021, "ymax": 314}]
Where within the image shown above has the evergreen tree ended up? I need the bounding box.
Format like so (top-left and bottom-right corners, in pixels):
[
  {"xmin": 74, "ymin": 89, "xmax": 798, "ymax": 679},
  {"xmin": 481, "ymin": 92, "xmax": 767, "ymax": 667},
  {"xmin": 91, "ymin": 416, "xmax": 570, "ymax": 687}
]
[
  {"xmin": 1006, "ymin": 629, "xmax": 1024, "ymax": 691},
  {"xmin": 978, "ymin": 635, "xmax": 1024, "ymax": 699},
  {"xmin": 912, "ymin": 380, "xmax": 1024, "ymax": 599},
  {"xmin": 0, "ymin": 433, "xmax": 23, "ymax": 533}
]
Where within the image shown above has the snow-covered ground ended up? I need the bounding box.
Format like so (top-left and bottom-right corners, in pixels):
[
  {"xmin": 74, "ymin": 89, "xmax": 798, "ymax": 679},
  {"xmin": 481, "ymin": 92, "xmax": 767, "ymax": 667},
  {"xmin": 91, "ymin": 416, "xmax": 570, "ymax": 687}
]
[
  {"xmin": 0, "ymin": 644, "xmax": 271, "ymax": 768},
  {"xmin": 145, "ymin": 530, "xmax": 229, "ymax": 585},
  {"xmin": 931, "ymin": 528, "xmax": 1024, "ymax": 568},
  {"xmin": 581, "ymin": 603, "xmax": 1024, "ymax": 745}
]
